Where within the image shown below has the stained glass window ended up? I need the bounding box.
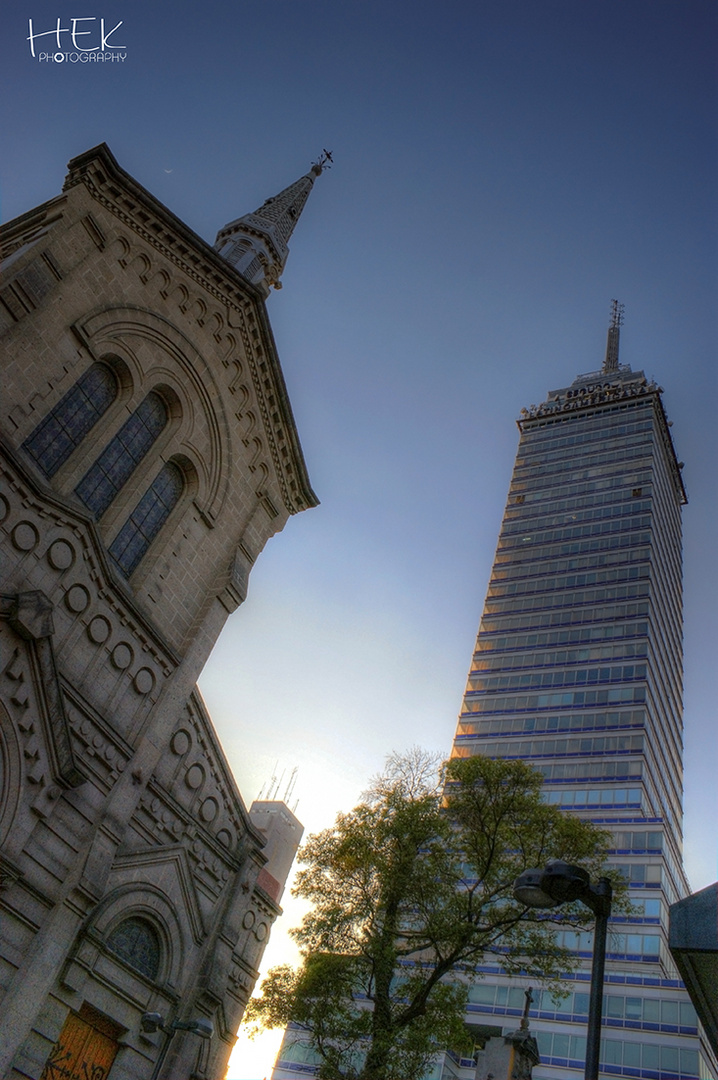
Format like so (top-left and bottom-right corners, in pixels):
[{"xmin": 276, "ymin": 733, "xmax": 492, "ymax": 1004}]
[
  {"xmin": 109, "ymin": 461, "xmax": 184, "ymax": 576},
  {"xmin": 106, "ymin": 917, "xmax": 160, "ymax": 979},
  {"xmin": 23, "ymin": 363, "xmax": 118, "ymax": 477},
  {"xmin": 75, "ymin": 391, "xmax": 168, "ymax": 518}
]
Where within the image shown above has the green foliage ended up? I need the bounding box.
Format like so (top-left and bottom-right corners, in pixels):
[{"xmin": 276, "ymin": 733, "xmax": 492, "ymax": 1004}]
[{"xmin": 246, "ymin": 749, "xmax": 622, "ymax": 1080}]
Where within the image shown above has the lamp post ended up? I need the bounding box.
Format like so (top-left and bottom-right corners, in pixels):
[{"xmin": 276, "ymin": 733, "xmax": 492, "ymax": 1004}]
[
  {"xmin": 513, "ymin": 860, "xmax": 612, "ymax": 1080},
  {"xmin": 141, "ymin": 1012, "xmax": 214, "ymax": 1080}
]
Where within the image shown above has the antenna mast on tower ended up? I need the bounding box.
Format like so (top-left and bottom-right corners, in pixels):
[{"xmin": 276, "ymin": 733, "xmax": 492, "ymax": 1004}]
[{"xmin": 603, "ymin": 299, "xmax": 625, "ymax": 373}]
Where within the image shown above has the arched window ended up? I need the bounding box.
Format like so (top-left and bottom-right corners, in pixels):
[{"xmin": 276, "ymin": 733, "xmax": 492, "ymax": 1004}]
[
  {"xmin": 109, "ymin": 461, "xmax": 184, "ymax": 576},
  {"xmin": 22, "ymin": 362, "xmax": 118, "ymax": 477},
  {"xmin": 105, "ymin": 916, "xmax": 160, "ymax": 979},
  {"xmin": 75, "ymin": 391, "xmax": 168, "ymax": 518}
]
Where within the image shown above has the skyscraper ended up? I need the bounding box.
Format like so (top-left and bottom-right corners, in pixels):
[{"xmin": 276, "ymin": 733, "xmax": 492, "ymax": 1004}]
[{"xmin": 448, "ymin": 305, "xmax": 716, "ymax": 1080}]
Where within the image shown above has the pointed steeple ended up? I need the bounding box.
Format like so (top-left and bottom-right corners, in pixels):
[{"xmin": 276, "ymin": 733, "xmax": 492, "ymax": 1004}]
[
  {"xmin": 214, "ymin": 152, "xmax": 331, "ymax": 297},
  {"xmin": 602, "ymin": 298, "xmax": 625, "ymax": 373}
]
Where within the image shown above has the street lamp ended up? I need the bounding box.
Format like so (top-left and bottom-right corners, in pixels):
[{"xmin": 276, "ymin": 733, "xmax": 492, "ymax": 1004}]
[
  {"xmin": 141, "ymin": 1011, "xmax": 214, "ymax": 1080},
  {"xmin": 513, "ymin": 859, "xmax": 612, "ymax": 1080}
]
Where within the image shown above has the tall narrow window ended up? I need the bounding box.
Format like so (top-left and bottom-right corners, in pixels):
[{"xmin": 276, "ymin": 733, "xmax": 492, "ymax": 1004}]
[
  {"xmin": 22, "ymin": 362, "xmax": 118, "ymax": 477},
  {"xmin": 109, "ymin": 461, "xmax": 184, "ymax": 576},
  {"xmin": 75, "ymin": 391, "xmax": 168, "ymax": 518}
]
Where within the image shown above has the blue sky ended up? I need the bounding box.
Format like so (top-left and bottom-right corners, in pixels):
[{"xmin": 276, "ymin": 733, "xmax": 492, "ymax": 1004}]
[{"xmin": 3, "ymin": 2, "xmax": 716, "ymax": 1075}]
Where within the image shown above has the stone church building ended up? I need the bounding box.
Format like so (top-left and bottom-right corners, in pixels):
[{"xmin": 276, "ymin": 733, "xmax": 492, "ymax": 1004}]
[{"xmin": 0, "ymin": 143, "xmax": 323, "ymax": 1079}]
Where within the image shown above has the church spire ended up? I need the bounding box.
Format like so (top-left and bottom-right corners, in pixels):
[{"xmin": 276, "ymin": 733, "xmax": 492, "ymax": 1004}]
[
  {"xmin": 602, "ymin": 299, "xmax": 625, "ymax": 373},
  {"xmin": 214, "ymin": 151, "xmax": 331, "ymax": 297}
]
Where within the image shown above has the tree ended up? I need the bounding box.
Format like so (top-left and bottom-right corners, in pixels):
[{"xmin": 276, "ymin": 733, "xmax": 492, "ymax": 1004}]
[{"xmin": 245, "ymin": 749, "xmax": 621, "ymax": 1080}]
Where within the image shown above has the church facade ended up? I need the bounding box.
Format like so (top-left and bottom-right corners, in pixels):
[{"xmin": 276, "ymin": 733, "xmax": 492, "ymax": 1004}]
[{"xmin": 0, "ymin": 143, "xmax": 320, "ymax": 1079}]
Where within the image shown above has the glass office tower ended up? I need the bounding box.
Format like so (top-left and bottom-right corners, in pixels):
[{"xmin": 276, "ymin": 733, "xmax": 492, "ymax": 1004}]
[{"xmin": 448, "ymin": 324, "xmax": 716, "ymax": 1080}]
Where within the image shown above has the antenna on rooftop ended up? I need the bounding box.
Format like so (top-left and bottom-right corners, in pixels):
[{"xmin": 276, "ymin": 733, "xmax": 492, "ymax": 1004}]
[
  {"xmin": 258, "ymin": 764, "xmax": 299, "ymax": 804},
  {"xmin": 284, "ymin": 767, "xmax": 298, "ymax": 804},
  {"xmin": 603, "ymin": 299, "xmax": 625, "ymax": 374},
  {"xmin": 269, "ymin": 769, "xmax": 286, "ymax": 801},
  {"xmin": 259, "ymin": 761, "xmax": 280, "ymax": 802}
]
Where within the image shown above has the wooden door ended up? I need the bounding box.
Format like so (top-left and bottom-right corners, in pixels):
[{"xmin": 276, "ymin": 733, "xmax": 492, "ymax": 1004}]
[{"xmin": 40, "ymin": 1008, "xmax": 120, "ymax": 1080}]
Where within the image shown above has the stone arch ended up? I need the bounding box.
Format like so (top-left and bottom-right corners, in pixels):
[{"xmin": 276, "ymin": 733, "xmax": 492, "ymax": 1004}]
[
  {"xmin": 171, "ymin": 452, "xmax": 199, "ymax": 498},
  {"xmin": 99, "ymin": 353, "xmax": 134, "ymax": 398},
  {"xmin": 206, "ymin": 311, "xmax": 224, "ymax": 341},
  {"xmin": 228, "ymin": 357, "xmax": 246, "ymax": 393},
  {"xmin": 128, "ymin": 251, "xmax": 151, "ymax": 283},
  {"xmin": 108, "ymin": 234, "xmax": 131, "ymax": 266},
  {"xmin": 169, "ymin": 283, "xmax": 189, "ymax": 312},
  {"xmin": 80, "ymin": 881, "xmax": 188, "ymax": 989},
  {"xmin": 231, "ymin": 382, "xmax": 250, "ymax": 416},
  {"xmin": 253, "ymin": 461, "xmax": 269, "ymax": 492},
  {"xmin": 240, "ymin": 409, "xmax": 257, "ymax": 439},
  {"xmin": 247, "ymin": 436, "xmax": 263, "ymax": 471},
  {"xmin": 220, "ymin": 333, "xmax": 238, "ymax": 362},
  {"xmin": 149, "ymin": 267, "xmax": 171, "ymax": 297},
  {"xmin": 189, "ymin": 297, "xmax": 207, "ymax": 325},
  {"xmin": 151, "ymin": 381, "xmax": 183, "ymax": 427}
]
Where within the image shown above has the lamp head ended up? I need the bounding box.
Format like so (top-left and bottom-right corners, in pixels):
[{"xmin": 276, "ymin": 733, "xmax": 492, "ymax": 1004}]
[
  {"xmin": 140, "ymin": 1012, "xmax": 166, "ymax": 1034},
  {"xmin": 171, "ymin": 1018, "xmax": 214, "ymax": 1040},
  {"xmin": 513, "ymin": 867, "xmax": 561, "ymax": 908},
  {"xmin": 186, "ymin": 1018, "xmax": 214, "ymax": 1040},
  {"xmin": 514, "ymin": 861, "xmax": 591, "ymax": 908},
  {"xmin": 541, "ymin": 860, "xmax": 590, "ymax": 903}
]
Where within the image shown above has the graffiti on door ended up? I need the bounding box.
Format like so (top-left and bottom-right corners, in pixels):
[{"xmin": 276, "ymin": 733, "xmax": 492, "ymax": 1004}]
[{"xmin": 40, "ymin": 1010, "xmax": 119, "ymax": 1080}]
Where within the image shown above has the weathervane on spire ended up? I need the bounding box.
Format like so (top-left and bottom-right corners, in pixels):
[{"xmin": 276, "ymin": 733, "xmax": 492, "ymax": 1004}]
[
  {"xmin": 602, "ymin": 298, "xmax": 625, "ymax": 374},
  {"xmin": 311, "ymin": 149, "xmax": 334, "ymax": 176}
]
